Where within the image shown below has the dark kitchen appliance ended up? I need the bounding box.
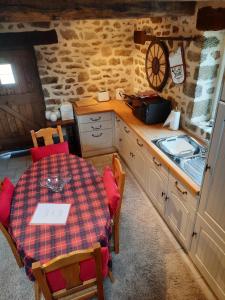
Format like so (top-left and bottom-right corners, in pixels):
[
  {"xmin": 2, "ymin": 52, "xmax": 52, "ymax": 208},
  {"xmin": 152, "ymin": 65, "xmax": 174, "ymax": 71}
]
[{"xmin": 124, "ymin": 94, "xmax": 171, "ymax": 124}]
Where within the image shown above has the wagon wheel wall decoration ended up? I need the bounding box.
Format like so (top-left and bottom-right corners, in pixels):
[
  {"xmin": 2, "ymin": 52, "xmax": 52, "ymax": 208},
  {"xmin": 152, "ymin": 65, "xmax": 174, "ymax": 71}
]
[{"xmin": 145, "ymin": 40, "xmax": 170, "ymax": 92}]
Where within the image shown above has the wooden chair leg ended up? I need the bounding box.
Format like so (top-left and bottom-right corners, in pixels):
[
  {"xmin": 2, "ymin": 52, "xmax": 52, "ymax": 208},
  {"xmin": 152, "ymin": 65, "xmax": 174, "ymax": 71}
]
[
  {"xmin": 96, "ymin": 280, "xmax": 105, "ymax": 300},
  {"xmin": 34, "ymin": 281, "xmax": 41, "ymax": 300},
  {"xmin": 108, "ymin": 270, "xmax": 115, "ymax": 283},
  {"xmin": 114, "ymin": 223, "xmax": 120, "ymax": 254}
]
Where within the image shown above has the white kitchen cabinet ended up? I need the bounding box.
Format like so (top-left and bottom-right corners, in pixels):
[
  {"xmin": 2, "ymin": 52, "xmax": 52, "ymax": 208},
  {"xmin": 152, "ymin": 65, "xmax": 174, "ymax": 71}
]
[
  {"xmin": 76, "ymin": 112, "xmax": 115, "ymax": 157},
  {"xmin": 165, "ymin": 174, "xmax": 197, "ymax": 250},
  {"xmin": 114, "ymin": 116, "xmax": 147, "ymax": 189},
  {"xmin": 198, "ymin": 101, "xmax": 225, "ymax": 243},
  {"xmin": 190, "ymin": 101, "xmax": 225, "ymax": 300},
  {"xmin": 127, "ymin": 139, "xmax": 147, "ymax": 189},
  {"xmin": 190, "ymin": 215, "xmax": 225, "ymax": 300},
  {"xmin": 114, "ymin": 113, "xmax": 198, "ymax": 251},
  {"xmin": 145, "ymin": 155, "xmax": 168, "ymax": 216}
]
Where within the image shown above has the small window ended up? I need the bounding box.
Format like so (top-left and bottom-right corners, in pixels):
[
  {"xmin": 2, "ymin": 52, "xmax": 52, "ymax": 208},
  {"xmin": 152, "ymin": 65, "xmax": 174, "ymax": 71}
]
[{"xmin": 0, "ymin": 64, "xmax": 15, "ymax": 85}]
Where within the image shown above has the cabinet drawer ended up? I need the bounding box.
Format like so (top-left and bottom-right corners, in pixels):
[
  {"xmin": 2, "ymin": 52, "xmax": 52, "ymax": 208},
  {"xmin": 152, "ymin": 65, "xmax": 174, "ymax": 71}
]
[
  {"xmin": 78, "ymin": 112, "xmax": 112, "ymax": 124},
  {"xmin": 79, "ymin": 120, "xmax": 112, "ymax": 132},
  {"xmin": 80, "ymin": 129, "xmax": 113, "ymax": 152},
  {"xmin": 169, "ymin": 174, "xmax": 198, "ymax": 210}
]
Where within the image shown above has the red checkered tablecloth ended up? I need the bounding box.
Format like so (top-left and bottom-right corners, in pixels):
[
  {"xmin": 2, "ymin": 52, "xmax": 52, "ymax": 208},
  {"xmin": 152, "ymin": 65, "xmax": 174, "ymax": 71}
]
[{"xmin": 10, "ymin": 153, "xmax": 111, "ymax": 280}]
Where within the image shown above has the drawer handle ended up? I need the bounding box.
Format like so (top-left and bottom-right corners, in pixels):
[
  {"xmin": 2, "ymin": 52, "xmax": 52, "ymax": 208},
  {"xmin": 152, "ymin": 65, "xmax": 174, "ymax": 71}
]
[
  {"xmin": 92, "ymin": 133, "xmax": 103, "ymax": 138},
  {"xmin": 175, "ymin": 181, "xmax": 187, "ymax": 195},
  {"xmin": 91, "ymin": 125, "xmax": 102, "ymax": 130},
  {"xmin": 119, "ymin": 138, "xmax": 122, "ymax": 142},
  {"xmin": 90, "ymin": 116, "xmax": 101, "ymax": 122},
  {"xmin": 136, "ymin": 139, "xmax": 143, "ymax": 147},
  {"xmin": 153, "ymin": 157, "xmax": 161, "ymax": 167},
  {"xmin": 124, "ymin": 126, "xmax": 130, "ymax": 134}
]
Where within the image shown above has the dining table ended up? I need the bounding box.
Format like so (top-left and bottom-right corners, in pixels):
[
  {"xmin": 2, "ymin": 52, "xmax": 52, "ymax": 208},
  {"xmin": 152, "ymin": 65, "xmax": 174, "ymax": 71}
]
[{"xmin": 9, "ymin": 153, "xmax": 111, "ymax": 281}]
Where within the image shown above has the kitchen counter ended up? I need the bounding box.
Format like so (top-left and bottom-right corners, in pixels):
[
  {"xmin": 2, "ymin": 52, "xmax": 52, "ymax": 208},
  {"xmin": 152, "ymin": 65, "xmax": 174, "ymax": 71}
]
[{"xmin": 73, "ymin": 100, "xmax": 201, "ymax": 195}]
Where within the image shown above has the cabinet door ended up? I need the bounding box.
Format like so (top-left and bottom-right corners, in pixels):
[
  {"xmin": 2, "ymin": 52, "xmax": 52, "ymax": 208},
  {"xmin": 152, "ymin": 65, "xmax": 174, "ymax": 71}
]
[
  {"xmin": 199, "ymin": 102, "xmax": 225, "ymax": 242},
  {"xmin": 129, "ymin": 143, "xmax": 146, "ymax": 189},
  {"xmin": 190, "ymin": 215, "xmax": 225, "ymax": 300},
  {"xmin": 145, "ymin": 155, "xmax": 168, "ymax": 216},
  {"xmin": 166, "ymin": 175, "xmax": 196, "ymax": 250}
]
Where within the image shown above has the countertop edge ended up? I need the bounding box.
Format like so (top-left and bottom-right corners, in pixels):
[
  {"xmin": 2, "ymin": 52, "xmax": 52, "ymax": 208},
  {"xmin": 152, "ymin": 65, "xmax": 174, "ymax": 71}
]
[{"xmin": 73, "ymin": 100, "xmax": 201, "ymax": 196}]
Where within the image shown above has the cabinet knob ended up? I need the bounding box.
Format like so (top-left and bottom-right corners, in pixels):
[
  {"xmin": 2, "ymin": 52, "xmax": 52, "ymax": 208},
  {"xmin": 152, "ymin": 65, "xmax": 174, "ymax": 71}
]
[
  {"xmin": 124, "ymin": 126, "xmax": 130, "ymax": 134},
  {"xmin": 153, "ymin": 157, "xmax": 161, "ymax": 167},
  {"xmin": 90, "ymin": 116, "xmax": 101, "ymax": 122},
  {"xmin": 129, "ymin": 152, "xmax": 135, "ymax": 158},
  {"xmin": 119, "ymin": 138, "xmax": 122, "ymax": 142},
  {"xmin": 92, "ymin": 132, "xmax": 103, "ymax": 138},
  {"xmin": 205, "ymin": 164, "xmax": 211, "ymax": 172},
  {"xmin": 165, "ymin": 196, "xmax": 169, "ymax": 201},
  {"xmin": 91, "ymin": 125, "xmax": 102, "ymax": 130},
  {"xmin": 136, "ymin": 139, "xmax": 143, "ymax": 147},
  {"xmin": 161, "ymin": 192, "xmax": 165, "ymax": 197},
  {"xmin": 192, "ymin": 232, "xmax": 198, "ymax": 237}
]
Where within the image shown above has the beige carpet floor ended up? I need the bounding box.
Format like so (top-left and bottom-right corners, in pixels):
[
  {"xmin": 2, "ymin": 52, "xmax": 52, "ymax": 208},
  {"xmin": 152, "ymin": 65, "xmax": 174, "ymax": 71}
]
[{"xmin": 0, "ymin": 153, "xmax": 216, "ymax": 300}]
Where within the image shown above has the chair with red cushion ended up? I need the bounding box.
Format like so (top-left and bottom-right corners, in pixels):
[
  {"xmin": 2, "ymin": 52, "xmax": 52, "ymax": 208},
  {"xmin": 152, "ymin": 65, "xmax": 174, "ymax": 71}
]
[
  {"xmin": 31, "ymin": 125, "xmax": 64, "ymax": 147},
  {"xmin": 32, "ymin": 243, "xmax": 107, "ymax": 300},
  {"xmin": 103, "ymin": 153, "xmax": 125, "ymax": 254},
  {"xmin": 30, "ymin": 125, "xmax": 69, "ymax": 162},
  {"xmin": 0, "ymin": 178, "xmax": 24, "ymax": 268},
  {"xmin": 30, "ymin": 142, "xmax": 69, "ymax": 163}
]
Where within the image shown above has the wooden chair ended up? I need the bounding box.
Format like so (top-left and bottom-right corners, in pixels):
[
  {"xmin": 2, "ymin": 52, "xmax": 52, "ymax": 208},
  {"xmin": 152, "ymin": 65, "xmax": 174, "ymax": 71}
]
[
  {"xmin": 32, "ymin": 243, "xmax": 105, "ymax": 300},
  {"xmin": 0, "ymin": 181, "xmax": 24, "ymax": 268},
  {"xmin": 112, "ymin": 153, "xmax": 126, "ymax": 254},
  {"xmin": 31, "ymin": 125, "xmax": 64, "ymax": 147}
]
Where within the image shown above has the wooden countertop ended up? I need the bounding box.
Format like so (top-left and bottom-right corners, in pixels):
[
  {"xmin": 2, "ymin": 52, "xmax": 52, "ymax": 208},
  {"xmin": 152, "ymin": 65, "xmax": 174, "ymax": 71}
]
[{"xmin": 74, "ymin": 100, "xmax": 201, "ymax": 196}]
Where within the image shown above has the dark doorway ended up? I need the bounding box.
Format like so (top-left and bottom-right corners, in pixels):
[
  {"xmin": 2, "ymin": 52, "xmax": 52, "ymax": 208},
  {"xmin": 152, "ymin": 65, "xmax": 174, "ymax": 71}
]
[{"xmin": 0, "ymin": 47, "xmax": 45, "ymax": 151}]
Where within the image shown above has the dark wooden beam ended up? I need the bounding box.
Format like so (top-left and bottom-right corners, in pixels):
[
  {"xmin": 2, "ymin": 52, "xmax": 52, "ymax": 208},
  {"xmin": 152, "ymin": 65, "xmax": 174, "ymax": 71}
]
[
  {"xmin": 0, "ymin": 30, "xmax": 58, "ymax": 47},
  {"xmin": 197, "ymin": 6, "xmax": 225, "ymax": 31},
  {"xmin": 0, "ymin": 1, "xmax": 196, "ymax": 22}
]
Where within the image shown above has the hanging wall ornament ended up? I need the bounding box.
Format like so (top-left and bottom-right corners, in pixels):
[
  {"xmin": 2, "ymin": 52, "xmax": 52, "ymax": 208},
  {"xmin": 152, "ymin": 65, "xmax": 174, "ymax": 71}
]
[
  {"xmin": 145, "ymin": 40, "xmax": 169, "ymax": 92},
  {"xmin": 169, "ymin": 46, "xmax": 186, "ymax": 84}
]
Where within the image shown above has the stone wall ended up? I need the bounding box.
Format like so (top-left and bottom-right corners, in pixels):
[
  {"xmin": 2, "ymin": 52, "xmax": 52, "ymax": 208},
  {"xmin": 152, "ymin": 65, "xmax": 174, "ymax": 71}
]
[
  {"xmin": 133, "ymin": 15, "xmax": 224, "ymax": 140},
  {"xmin": 0, "ymin": 2, "xmax": 224, "ymax": 140},
  {"xmin": 0, "ymin": 20, "xmax": 135, "ymax": 108}
]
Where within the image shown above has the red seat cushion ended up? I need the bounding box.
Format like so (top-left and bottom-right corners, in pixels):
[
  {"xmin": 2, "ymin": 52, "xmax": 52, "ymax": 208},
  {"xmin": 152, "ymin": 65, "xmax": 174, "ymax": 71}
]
[
  {"xmin": 46, "ymin": 247, "xmax": 109, "ymax": 292},
  {"xmin": 0, "ymin": 177, "xmax": 14, "ymax": 228},
  {"xmin": 30, "ymin": 142, "xmax": 69, "ymax": 162},
  {"xmin": 103, "ymin": 166, "xmax": 120, "ymax": 218}
]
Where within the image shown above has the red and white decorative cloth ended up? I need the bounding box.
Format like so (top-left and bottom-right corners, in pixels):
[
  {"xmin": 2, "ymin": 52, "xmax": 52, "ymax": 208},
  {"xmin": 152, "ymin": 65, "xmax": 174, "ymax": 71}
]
[{"xmin": 10, "ymin": 153, "xmax": 111, "ymax": 280}]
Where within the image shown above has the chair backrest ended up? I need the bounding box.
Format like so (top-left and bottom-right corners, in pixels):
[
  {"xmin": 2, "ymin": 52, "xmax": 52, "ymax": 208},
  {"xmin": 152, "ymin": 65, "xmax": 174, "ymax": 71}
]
[
  {"xmin": 112, "ymin": 154, "xmax": 125, "ymax": 218},
  {"xmin": 31, "ymin": 125, "xmax": 64, "ymax": 147},
  {"xmin": 32, "ymin": 243, "xmax": 104, "ymax": 300},
  {"xmin": 112, "ymin": 153, "xmax": 125, "ymax": 199}
]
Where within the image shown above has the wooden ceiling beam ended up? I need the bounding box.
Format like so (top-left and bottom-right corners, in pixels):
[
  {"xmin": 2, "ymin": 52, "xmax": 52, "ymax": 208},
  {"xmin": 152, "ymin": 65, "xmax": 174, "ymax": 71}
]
[
  {"xmin": 0, "ymin": 1, "xmax": 196, "ymax": 22},
  {"xmin": 197, "ymin": 6, "xmax": 225, "ymax": 31}
]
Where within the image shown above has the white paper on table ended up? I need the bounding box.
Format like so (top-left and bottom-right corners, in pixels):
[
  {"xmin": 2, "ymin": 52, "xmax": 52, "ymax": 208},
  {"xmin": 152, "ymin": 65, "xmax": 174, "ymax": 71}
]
[{"xmin": 30, "ymin": 203, "xmax": 71, "ymax": 225}]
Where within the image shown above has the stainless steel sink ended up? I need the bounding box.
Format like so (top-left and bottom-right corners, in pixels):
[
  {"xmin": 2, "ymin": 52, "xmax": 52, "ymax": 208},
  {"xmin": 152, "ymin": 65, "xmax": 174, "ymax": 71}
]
[{"xmin": 152, "ymin": 135, "xmax": 207, "ymax": 185}]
